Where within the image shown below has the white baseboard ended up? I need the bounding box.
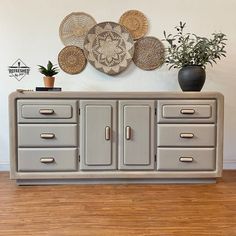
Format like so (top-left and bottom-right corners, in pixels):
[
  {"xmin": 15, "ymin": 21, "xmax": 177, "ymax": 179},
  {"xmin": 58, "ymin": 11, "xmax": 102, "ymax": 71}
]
[
  {"xmin": 0, "ymin": 163, "xmax": 10, "ymax": 171},
  {"xmin": 1, "ymin": 161, "xmax": 236, "ymax": 172},
  {"xmin": 223, "ymin": 160, "xmax": 236, "ymax": 170}
]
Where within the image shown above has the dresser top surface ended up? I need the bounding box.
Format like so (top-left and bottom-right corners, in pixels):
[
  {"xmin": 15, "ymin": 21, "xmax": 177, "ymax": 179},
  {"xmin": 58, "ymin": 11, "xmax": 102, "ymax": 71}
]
[{"xmin": 9, "ymin": 91, "xmax": 224, "ymax": 100}]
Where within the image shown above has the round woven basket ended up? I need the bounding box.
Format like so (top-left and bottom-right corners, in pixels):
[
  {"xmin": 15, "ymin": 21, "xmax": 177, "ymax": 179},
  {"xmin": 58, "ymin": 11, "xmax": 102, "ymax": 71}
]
[
  {"xmin": 133, "ymin": 36, "xmax": 165, "ymax": 70},
  {"xmin": 83, "ymin": 21, "xmax": 134, "ymax": 75},
  {"xmin": 119, "ymin": 10, "xmax": 148, "ymax": 40},
  {"xmin": 59, "ymin": 12, "xmax": 96, "ymax": 49},
  {"xmin": 58, "ymin": 46, "xmax": 87, "ymax": 74}
]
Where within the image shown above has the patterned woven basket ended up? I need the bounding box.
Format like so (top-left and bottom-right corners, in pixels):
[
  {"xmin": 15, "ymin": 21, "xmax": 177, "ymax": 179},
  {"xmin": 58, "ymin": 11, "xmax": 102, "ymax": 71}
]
[
  {"xmin": 133, "ymin": 36, "xmax": 165, "ymax": 70},
  {"xmin": 83, "ymin": 21, "xmax": 134, "ymax": 75},
  {"xmin": 59, "ymin": 12, "xmax": 96, "ymax": 49}
]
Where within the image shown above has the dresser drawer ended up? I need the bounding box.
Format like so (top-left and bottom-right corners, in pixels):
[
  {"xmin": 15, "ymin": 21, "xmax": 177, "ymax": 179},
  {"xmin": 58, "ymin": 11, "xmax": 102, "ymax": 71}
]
[
  {"xmin": 157, "ymin": 124, "xmax": 215, "ymax": 147},
  {"xmin": 18, "ymin": 148, "xmax": 78, "ymax": 171},
  {"xmin": 17, "ymin": 100, "xmax": 77, "ymax": 123},
  {"xmin": 157, "ymin": 100, "xmax": 216, "ymax": 123},
  {"xmin": 157, "ymin": 148, "xmax": 215, "ymax": 171},
  {"xmin": 18, "ymin": 124, "xmax": 78, "ymax": 147}
]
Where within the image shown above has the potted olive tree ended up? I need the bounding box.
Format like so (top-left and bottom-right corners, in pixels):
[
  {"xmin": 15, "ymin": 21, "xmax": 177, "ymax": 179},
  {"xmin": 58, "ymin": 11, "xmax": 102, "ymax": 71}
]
[
  {"xmin": 38, "ymin": 61, "xmax": 59, "ymax": 88},
  {"xmin": 163, "ymin": 22, "xmax": 227, "ymax": 91}
]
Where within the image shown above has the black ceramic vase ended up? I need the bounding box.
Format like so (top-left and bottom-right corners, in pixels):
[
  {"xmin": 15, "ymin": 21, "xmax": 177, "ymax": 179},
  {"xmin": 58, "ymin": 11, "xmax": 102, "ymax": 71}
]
[{"xmin": 178, "ymin": 65, "xmax": 206, "ymax": 92}]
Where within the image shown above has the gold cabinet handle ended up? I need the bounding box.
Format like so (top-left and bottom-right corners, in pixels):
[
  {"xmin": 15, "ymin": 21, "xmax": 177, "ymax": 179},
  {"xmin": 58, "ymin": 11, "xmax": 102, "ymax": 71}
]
[
  {"xmin": 179, "ymin": 157, "xmax": 193, "ymax": 162},
  {"xmin": 40, "ymin": 133, "xmax": 55, "ymax": 139},
  {"xmin": 105, "ymin": 126, "xmax": 111, "ymax": 141},
  {"xmin": 180, "ymin": 133, "xmax": 194, "ymax": 138},
  {"xmin": 180, "ymin": 109, "xmax": 195, "ymax": 115},
  {"xmin": 39, "ymin": 109, "xmax": 54, "ymax": 115},
  {"xmin": 126, "ymin": 126, "xmax": 131, "ymax": 140},
  {"xmin": 40, "ymin": 157, "xmax": 55, "ymax": 164}
]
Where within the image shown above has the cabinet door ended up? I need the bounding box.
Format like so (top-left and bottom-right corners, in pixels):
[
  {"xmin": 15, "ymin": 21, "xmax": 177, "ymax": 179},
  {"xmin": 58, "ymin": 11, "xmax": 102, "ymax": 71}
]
[
  {"xmin": 119, "ymin": 100, "xmax": 155, "ymax": 170},
  {"xmin": 80, "ymin": 100, "xmax": 117, "ymax": 170}
]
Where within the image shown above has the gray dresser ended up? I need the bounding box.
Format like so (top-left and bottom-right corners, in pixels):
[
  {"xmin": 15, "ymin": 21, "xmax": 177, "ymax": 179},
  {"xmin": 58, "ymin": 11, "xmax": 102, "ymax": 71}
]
[{"xmin": 9, "ymin": 91, "xmax": 224, "ymax": 185}]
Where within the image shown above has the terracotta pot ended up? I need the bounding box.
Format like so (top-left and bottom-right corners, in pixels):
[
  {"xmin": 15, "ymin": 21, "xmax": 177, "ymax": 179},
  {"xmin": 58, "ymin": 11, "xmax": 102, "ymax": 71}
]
[
  {"xmin": 43, "ymin": 76, "xmax": 55, "ymax": 88},
  {"xmin": 178, "ymin": 65, "xmax": 206, "ymax": 92}
]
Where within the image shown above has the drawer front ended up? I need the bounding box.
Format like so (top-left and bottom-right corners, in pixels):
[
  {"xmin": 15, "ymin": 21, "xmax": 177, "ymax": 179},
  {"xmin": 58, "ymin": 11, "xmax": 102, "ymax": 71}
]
[
  {"xmin": 17, "ymin": 100, "xmax": 77, "ymax": 123},
  {"xmin": 18, "ymin": 148, "xmax": 78, "ymax": 171},
  {"xmin": 18, "ymin": 124, "xmax": 78, "ymax": 147},
  {"xmin": 158, "ymin": 100, "xmax": 216, "ymax": 123},
  {"xmin": 157, "ymin": 148, "xmax": 215, "ymax": 171},
  {"xmin": 158, "ymin": 124, "xmax": 215, "ymax": 147}
]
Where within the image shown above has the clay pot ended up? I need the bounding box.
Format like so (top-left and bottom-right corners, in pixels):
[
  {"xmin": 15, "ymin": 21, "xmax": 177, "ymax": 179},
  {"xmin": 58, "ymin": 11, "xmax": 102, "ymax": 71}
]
[{"xmin": 43, "ymin": 76, "xmax": 55, "ymax": 88}]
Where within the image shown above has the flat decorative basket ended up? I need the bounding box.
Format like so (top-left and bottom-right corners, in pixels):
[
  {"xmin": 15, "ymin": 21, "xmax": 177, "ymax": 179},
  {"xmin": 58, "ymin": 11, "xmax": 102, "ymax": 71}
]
[
  {"xmin": 58, "ymin": 46, "xmax": 87, "ymax": 74},
  {"xmin": 119, "ymin": 10, "xmax": 148, "ymax": 40},
  {"xmin": 133, "ymin": 36, "xmax": 165, "ymax": 70},
  {"xmin": 59, "ymin": 12, "xmax": 96, "ymax": 49},
  {"xmin": 83, "ymin": 21, "xmax": 134, "ymax": 75}
]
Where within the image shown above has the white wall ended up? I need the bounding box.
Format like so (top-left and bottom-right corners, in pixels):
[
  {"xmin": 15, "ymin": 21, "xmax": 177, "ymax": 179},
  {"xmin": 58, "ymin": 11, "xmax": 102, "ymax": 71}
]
[{"xmin": 1, "ymin": 0, "xmax": 236, "ymax": 170}]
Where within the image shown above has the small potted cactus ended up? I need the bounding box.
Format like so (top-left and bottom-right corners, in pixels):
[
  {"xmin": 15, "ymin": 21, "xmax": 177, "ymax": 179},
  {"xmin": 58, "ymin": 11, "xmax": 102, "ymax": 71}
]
[{"xmin": 38, "ymin": 61, "xmax": 59, "ymax": 88}]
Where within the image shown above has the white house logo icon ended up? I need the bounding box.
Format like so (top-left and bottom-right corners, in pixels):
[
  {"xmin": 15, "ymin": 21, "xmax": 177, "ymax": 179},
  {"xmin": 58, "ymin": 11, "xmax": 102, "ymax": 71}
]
[{"xmin": 8, "ymin": 59, "xmax": 30, "ymax": 81}]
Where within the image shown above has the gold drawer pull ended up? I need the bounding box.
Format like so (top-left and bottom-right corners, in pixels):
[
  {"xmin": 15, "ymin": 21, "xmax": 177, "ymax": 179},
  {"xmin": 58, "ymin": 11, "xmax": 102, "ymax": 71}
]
[
  {"xmin": 126, "ymin": 126, "xmax": 131, "ymax": 140},
  {"xmin": 40, "ymin": 133, "xmax": 55, "ymax": 139},
  {"xmin": 105, "ymin": 126, "xmax": 111, "ymax": 141},
  {"xmin": 180, "ymin": 133, "xmax": 194, "ymax": 138},
  {"xmin": 180, "ymin": 109, "xmax": 195, "ymax": 115},
  {"xmin": 40, "ymin": 157, "xmax": 55, "ymax": 164},
  {"xmin": 39, "ymin": 109, "xmax": 54, "ymax": 115},
  {"xmin": 179, "ymin": 157, "xmax": 193, "ymax": 162}
]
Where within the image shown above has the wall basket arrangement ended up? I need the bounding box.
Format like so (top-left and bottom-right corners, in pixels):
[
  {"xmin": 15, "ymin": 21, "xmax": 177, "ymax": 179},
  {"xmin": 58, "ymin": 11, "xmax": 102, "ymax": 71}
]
[
  {"xmin": 56, "ymin": 11, "xmax": 227, "ymax": 92},
  {"xmin": 57, "ymin": 10, "xmax": 165, "ymax": 75}
]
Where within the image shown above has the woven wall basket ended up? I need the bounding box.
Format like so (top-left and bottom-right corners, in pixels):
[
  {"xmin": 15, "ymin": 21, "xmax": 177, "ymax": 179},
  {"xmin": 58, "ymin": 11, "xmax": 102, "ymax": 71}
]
[
  {"xmin": 133, "ymin": 36, "xmax": 165, "ymax": 70},
  {"xmin": 58, "ymin": 46, "xmax": 87, "ymax": 74},
  {"xmin": 59, "ymin": 12, "xmax": 96, "ymax": 49},
  {"xmin": 119, "ymin": 10, "xmax": 148, "ymax": 40},
  {"xmin": 84, "ymin": 21, "xmax": 134, "ymax": 75}
]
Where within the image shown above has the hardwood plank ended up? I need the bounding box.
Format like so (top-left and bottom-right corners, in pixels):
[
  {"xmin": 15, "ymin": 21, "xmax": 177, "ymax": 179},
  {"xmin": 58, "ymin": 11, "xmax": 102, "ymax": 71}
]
[{"xmin": 0, "ymin": 171, "xmax": 236, "ymax": 235}]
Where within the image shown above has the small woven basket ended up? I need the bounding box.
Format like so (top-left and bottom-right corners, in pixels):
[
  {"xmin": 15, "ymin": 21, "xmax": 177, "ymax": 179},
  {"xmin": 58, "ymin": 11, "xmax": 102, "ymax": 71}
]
[{"xmin": 58, "ymin": 46, "xmax": 87, "ymax": 74}]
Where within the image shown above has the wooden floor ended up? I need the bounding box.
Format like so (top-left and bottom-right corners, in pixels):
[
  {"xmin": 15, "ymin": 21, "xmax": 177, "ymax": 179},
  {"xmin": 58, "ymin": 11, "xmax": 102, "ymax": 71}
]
[{"xmin": 1, "ymin": 171, "xmax": 236, "ymax": 236}]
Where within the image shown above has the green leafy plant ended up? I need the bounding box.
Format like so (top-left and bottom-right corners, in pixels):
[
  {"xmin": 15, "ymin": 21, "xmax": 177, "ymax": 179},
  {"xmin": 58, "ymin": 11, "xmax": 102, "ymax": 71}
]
[
  {"xmin": 163, "ymin": 22, "xmax": 227, "ymax": 69},
  {"xmin": 38, "ymin": 61, "xmax": 59, "ymax": 77}
]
